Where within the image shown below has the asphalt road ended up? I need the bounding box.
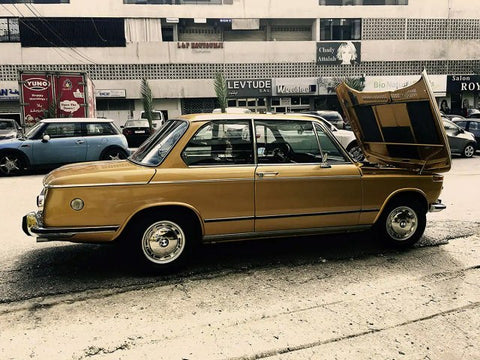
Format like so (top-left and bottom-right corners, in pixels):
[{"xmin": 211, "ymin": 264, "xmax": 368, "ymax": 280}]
[{"xmin": 0, "ymin": 157, "xmax": 479, "ymax": 359}]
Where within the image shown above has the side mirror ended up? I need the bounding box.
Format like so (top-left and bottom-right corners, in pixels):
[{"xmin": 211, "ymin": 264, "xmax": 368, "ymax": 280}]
[
  {"xmin": 42, "ymin": 134, "xmax": 50, "ymax": 142},
  {"xmin": 120, "ymin": 125, "xmax": 124, "ymax": 129}
]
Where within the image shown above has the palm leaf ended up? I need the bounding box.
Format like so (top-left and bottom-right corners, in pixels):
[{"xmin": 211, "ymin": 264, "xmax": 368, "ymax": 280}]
[
  {"xmin": 141, "ymin": 78, "xmax": 153, "ymax": 131},
  {"xmin": 214, "ymin": 72, "xmax": 228, "ymax": 113}
]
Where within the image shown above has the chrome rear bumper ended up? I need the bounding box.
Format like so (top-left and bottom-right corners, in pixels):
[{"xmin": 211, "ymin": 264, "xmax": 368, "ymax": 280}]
[{"xmin": 429, "ymin": 199, "xmax": 446, "ymax": 212}]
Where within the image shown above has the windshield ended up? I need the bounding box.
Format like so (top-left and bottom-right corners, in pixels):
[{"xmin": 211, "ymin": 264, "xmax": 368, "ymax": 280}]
[
  {"xmin": 25, "ymin": 122, "xmax": 44, "ymax": 139},
  {"xmin": 125, "ymin": 120, "xmax": 149, "ymax": 127},
  {"xmin": 130, "ymin": 120, "xmax": 188, "ymax": 166}
]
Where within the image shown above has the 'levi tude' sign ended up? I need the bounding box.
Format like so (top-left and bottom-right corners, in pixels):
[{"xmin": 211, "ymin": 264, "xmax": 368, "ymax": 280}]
[{"xmin": 227, "ymin": 79, "xmax": 272, "ymax": 97}]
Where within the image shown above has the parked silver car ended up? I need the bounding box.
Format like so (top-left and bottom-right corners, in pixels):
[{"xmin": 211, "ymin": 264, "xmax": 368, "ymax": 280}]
[
  {"xmin": 0, "ymin": 119, "xmax": 22, "ymax": 140},
  {"xmin": 442, "ymin": 117, "xmax": 477, "ymax": 158}
]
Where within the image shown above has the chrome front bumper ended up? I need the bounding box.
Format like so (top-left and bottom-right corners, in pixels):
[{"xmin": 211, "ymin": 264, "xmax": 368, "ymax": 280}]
[
  {"xmin": 429, "ymin": 199, "xmax": 446, "ymax": 212},
  {"xmin": 22, "ymin": 211, "xmax": 119, "ymax": 242}
]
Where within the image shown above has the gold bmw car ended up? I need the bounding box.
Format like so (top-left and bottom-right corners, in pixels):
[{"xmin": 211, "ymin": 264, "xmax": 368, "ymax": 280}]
[{"xmin": 23, "ymin": 72, "xmax": 451, "ymax": 271}]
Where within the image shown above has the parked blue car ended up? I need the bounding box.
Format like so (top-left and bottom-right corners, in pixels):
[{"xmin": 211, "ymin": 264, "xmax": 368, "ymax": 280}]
[{"xmin": 0, "ymin": 118, "xmax": 129, "ymax": 176}]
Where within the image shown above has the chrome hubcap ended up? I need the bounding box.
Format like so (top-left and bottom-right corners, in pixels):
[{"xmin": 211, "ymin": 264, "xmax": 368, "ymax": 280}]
[
  {"xmin": 142, "ymin": 220, "xmax": 185, "ymax": 264},
  {"xmin": 349, "ymin": 146, "xmax": 364, "ymax": 161},
  {"xmin": 0, "ymin": 156, "xmax": 19, "ymax": 175},
  {"xmin": 386, "ymin": 206, "xmax": 418, "ymax": 241}
]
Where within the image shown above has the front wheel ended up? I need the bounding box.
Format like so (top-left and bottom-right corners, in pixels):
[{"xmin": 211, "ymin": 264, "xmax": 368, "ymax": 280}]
[
  {"xmin": 462, "ymin": 143, "xmax": 475, "ymax": 158},
  {"xmin": 375, "ymin": 199, "xmax": 426, "ymax": 248},
  {"xmin": 0, "ymin": 152, "xmax": 25, "ymax": 176},
  {"xmin": 100, "ymin": 148, "xmax": 128, "ymax": 161},
  {"xmin": 129, "ymin": 215, "xmax": 195, "ymax": 272}
]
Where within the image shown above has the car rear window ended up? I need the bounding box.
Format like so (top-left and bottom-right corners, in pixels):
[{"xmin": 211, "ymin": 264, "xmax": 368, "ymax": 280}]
[{"xmin": 85, "ymin": 122, "xmax": 117, "ymax": 136}]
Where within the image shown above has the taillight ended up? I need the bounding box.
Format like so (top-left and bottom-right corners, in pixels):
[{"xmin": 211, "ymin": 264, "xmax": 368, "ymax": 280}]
[{"xmin": 432, "ymin": 174, "xmax": 444, "ymax": 182}]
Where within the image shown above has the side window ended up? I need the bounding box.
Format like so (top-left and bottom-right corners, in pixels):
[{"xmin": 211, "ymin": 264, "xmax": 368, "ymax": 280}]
[
  {"xmin": 86, "ymin": 123, "xmax": 116, "ymax": 136},
  {"xmin": 182, "ymin": 120, "xmax": 253, "ymax": 166},
  {"xmin": 469, "ymin": 122, "xmax": 479, "ymax": 131},
  {"xmin": 455, "ymin": 121, "xmax": 466, "ymax": 129},
  {"xmin": 255, "ymin": 120, "xmax": 320, "ymax": 164},
  {"xmin": 43, "ymin": 123, "xmax": 81, "ymax": 138},
  {"xmin": 314, "ymin": 123, "xmax": 349, "ymax": 163}
]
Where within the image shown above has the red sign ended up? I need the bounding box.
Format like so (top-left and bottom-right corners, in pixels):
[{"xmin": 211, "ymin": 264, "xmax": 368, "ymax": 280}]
[
  {"xmin": 55, "ymin": 75, "xmax": 86, "ymax": 118},
  {"xmin": 21, "ymin": 74, "xmax": 53, "ymax": 125}
]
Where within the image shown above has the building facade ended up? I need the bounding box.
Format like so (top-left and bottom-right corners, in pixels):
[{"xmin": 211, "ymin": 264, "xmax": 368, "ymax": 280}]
[{"xmin": 1, "ymin": 0, "xmax": 480, "ymax": 126}]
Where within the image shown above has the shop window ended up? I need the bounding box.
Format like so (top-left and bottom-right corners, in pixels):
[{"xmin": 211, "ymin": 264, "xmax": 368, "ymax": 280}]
[
  {"xmin": 320, "ymin": 18, "xmax": 361, "ymax": 40},
  {"xmin": 19, "ymin": 18, "xmax": 125, "ymax": 47},
  {"xmin": 0, "ymin": 18, "xmax": 19, "ymax": 42},
  {"xmin": 161, "ymin": 26, "xmax": 174, "ymax": 41},
  {"xmin": 0, "ymin": 1, "xmax": 69, "ymax": 3},
  {"xmin": 319, "ymin": 0, "xmax": 407, "ymax": 4}
]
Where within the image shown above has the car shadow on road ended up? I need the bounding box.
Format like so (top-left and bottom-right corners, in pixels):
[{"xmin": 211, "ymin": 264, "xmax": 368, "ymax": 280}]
[{"xmin": 3, "ymin": 231, "xmax": 448, "ymax": 304}]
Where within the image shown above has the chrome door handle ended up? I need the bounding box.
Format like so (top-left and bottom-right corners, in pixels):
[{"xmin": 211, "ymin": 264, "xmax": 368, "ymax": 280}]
[
  {"xmin": 75, "ymin": 140, "xmax": 85, "ymax": 144},
  {"xmin": 256, "ymin": 171, "xmax": 279, "ymax": 177}
]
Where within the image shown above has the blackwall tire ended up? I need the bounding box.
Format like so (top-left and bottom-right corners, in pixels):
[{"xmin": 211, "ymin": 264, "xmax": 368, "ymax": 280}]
[
  {"xmin": 0, "ymin": 152, "xmax": 25, "ymax": 176},
  {"xmin": 375, "ymin": 199, "xmax": 426, "ymax": 249}
]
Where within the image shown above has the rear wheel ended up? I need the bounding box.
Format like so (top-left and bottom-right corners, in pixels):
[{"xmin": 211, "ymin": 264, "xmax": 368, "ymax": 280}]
[
  {"xmin": 375, "ymin": 198, "xmax": 426, "ymax": 248},
  {"xmin": 128, "ymin": 214, "xmax": 196, "ymax": 272},
  {"xmin": 100, "ymin": 148, "xmax": 128, "ymax": 160},
  {"xmin": 0, "ymin": 152, "xmax": 25, "ymax": 176},
  {"xmin": 462, "ymin": 143, "xmax": 475, "ymax": 158}
]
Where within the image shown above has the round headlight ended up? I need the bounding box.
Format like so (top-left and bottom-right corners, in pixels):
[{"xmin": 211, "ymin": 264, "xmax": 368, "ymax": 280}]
[{"xmin": 70, "ymin": 198, "xmax": 84, "ymax": 211}]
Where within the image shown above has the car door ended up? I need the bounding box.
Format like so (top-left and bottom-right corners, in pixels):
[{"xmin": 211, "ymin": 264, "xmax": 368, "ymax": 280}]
[
  {"xmin": 31, "ymin": 122, "xmax": 87, "ymax": 165},
  {"xmin": 254, "ymin": 119, "xmax": 362, "ymax": 233},
  {"xmin": 179, "ymin": 119, "xmax": 256, "ymax": 238}
]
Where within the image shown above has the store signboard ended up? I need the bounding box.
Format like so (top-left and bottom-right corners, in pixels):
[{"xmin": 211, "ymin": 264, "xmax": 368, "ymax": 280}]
[
  {"xmin": 447, "ymin": 75, "xmax": 480, "ymax": 93},
  {"xmin": 316, "ymin": 41, "xmax": 361, "ymax": 65},
  {"xmin": 227, "ymin": 79, "xmax": 272, "ymax": 97},
  {"xmin": 21, "ymin": 74, "xmax": 53, "ymax": 125},
  {"xmin": 95, "ymin": 89, "xmax": 126, "ymax": 98},
  {"xmin": 0, "ymin": 86, "xmax": 19, "ymax": 101},
  {"xmin": 364, "ymin": 75, "xmax": 447, "ymax": 94},
  {"xmin": 273, "ymin": 78, "xmax": 317, "ymax": 96},
  {"xmin": 55, "ymin": 75, "xmax": 87, "ymax": 118}
]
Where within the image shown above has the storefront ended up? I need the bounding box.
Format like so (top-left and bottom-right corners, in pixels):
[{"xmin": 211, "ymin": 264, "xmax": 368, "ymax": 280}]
[
  {"xmin": 0, "ymin": 82, "xmax": 21, "ymax": 123},
  {"xmin": 446, "ymin": 75, "xmax": 480, "ymax": 115},
  {"xmin": 226, "ymin": 79, "xmax": 272, "ymax": 113},
  {"xmin": 271, "ymin": 78, "xmax": 317, "ymax": 113}
]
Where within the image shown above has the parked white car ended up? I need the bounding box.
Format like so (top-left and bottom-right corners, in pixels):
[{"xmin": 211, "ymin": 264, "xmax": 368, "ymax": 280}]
[{"xmin": 296, "ymin": 113, "xmax": 363, "ymax": 161}]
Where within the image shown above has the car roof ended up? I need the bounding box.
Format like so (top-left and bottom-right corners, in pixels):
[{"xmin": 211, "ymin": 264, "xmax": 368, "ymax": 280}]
[
  {"xmin": 40, "ymin": 118, "xmax": 115, "ymax": 123},
  {"xmin": 177, "ymin": 113, "xmax": 322, "ymax": 123}
]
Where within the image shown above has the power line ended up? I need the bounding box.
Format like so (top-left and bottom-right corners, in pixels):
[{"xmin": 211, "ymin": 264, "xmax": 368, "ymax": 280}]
[
  {"xmin": 23, "ymin": 3, "xmax": 98, "ymax": 64},
  {"xmin": 1, "ymin": 3, "xmax": 78, "ymax": 64}
]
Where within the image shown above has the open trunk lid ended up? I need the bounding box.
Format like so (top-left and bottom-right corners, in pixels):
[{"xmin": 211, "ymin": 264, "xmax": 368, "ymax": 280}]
[{"xmin": 336, "ymin": 70, "xmax": 451, "ymax": 173}]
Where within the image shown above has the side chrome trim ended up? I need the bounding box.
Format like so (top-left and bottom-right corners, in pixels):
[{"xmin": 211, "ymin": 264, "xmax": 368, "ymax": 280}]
[
  {"xmin": 31, "ymin": 225, "xmax": 119, "ymax": 235},
  {"xmin": 203, "ymin": 224, "xmax": 372, "ymax": 243},
  {"xmin": 204, "ymin": 216, "xmax": 255, "ymax": 223},
  {"xmin": 256, "ymin": 175, "xmax": 361, "ymax": 182},
  {"xmin": 47, "ymin": 182, "xmax": 147, "ymax": 189},
  {"xmin": 204, "ymin": 208, "xmax": 380, "ymax": 223},
  {"xmin": 149, "ymin": 178, "xmax": 253, "ymax": 185}
]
